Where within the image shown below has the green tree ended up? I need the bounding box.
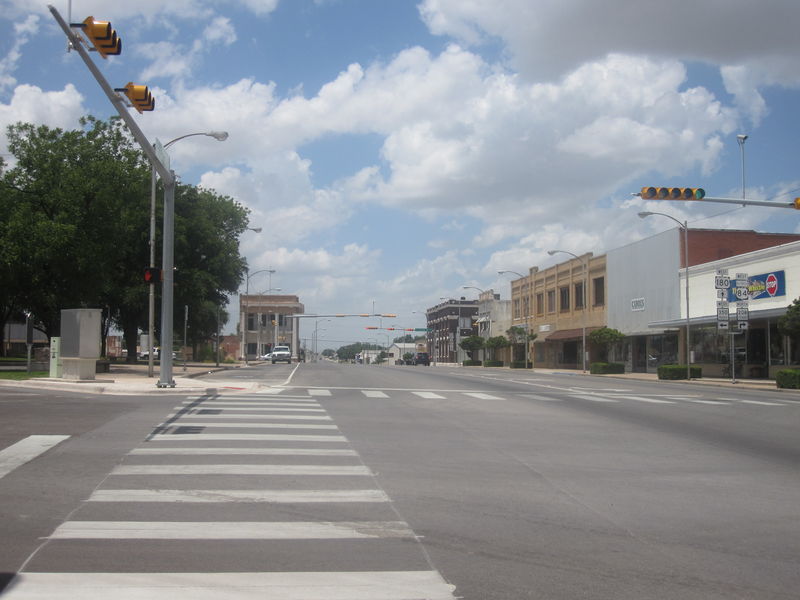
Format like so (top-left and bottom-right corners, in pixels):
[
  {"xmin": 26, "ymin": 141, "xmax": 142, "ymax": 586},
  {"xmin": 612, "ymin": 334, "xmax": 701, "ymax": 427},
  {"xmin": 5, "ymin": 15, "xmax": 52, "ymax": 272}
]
[
  {"xmin": 485, "ymin": 335, "xmax": 510, "ymax": 362},
  {"xmin": 588, "ymin": 326, "xmax": 625, "ymax": 362},
  {"xmin": 778, "ymin": 297, "xmax": 800, "ymax": 342},
  {"xmin": 459, "ymin": 335, "xmax": 485, "ymax": 361},
  {"xmin": 1, "ymin": 116, "xmax": 249, "ymax": 360}
]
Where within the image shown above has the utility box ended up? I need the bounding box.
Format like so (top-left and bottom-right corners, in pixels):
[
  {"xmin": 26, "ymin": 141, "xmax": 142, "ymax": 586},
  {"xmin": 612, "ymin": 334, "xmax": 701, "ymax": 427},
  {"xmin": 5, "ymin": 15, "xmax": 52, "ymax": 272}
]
[
  {"xmin": 60, "ymin": 309, "xmax": 101, "ymax": 380},
  {"xmin": 49, "ymin": 337, "xmax": 62, "ymax": 378}
]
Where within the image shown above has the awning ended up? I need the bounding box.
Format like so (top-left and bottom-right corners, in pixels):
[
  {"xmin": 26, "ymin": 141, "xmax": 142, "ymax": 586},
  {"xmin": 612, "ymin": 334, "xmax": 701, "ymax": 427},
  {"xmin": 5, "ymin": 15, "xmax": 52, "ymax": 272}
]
[
  {"xmin": 475, "ymin": 316, "xmax": 489, "ymax": 323},
  {"xmin": 648, "ymin": 306, "xmax": 788, "ymax": 329},
  {"xmin": 542, "ymin": 327, "xmax": 600, "ymax": 341}
]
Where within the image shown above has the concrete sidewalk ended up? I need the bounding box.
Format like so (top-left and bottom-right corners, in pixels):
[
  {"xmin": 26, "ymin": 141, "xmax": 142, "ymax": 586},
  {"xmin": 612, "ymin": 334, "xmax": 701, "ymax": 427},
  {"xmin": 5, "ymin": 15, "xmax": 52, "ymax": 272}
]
[{"xmin": 0, "ymin": 361, "xmax": 265, "ymax": 395}]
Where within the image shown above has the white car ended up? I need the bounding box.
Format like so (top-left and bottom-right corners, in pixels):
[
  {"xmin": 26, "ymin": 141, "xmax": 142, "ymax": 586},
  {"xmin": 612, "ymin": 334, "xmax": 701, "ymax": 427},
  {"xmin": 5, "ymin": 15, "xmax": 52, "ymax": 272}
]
[
  {"xmin": 271, "ymin": 346, "xmax": 292, "ymax": 364},
  {"xmin": 259, "ymin": 352, "xmax": 272, "ymax": 361}
]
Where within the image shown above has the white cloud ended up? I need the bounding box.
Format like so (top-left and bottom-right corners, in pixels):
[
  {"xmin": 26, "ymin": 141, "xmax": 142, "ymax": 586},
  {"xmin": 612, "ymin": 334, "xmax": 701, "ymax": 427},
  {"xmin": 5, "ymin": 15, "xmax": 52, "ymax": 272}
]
[
  {"xmin": 0, "ymin": 14, "xmax": 38, "ymax": 93},
  {"xmin": 0, "ymin": 84, "xmax": 85, "ymax": 153}
]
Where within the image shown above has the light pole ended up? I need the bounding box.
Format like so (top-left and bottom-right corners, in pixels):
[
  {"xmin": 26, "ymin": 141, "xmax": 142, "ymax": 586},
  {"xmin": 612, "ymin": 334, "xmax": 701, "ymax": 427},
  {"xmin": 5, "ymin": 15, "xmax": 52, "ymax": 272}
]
[
  {"xmin": 547, "ymin": 251, "xmax": 588, "ymax": 372},
  {"xmin": 241, "ymin": 267, "xmax": 275, "ymax": 365},
  {"xmin": 147, "ymin": 131, "xmax": 228, "ymax": 378},
  {"xmin": 639, "ymin": 211, "xmax": 692, "ymax": 380},
  {"xmin": 737, "ymin": 134, "xmax": 748, "ymax": 203},
  {"xmin": 314, "ymin": 319, "xmax": 331, "ymax": 362},
  {"xmin": 498, "ymin": 270, "xmax": 530, "ymax": 368}
]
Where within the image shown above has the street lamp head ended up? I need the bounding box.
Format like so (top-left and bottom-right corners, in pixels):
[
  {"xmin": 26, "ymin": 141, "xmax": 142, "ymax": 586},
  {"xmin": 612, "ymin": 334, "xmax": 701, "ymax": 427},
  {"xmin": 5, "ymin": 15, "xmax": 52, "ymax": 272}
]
[
  {"xmin": 209, "ymin": 131, "xmax": 229, "ymax": 141},
  {"xmin": 737, "ymin": 134, "xmax": 748, "ymax": 143},
  {"xmin": 638, "ymin": 211, "xmax": 653, "ymax": 219},
  {"xmin": 249, "ymin": 227, "xmax": 262, "ymax": 233},
  {"xmin": 547, "ymin": 250, "xmax": 557, "ymax": 256}
]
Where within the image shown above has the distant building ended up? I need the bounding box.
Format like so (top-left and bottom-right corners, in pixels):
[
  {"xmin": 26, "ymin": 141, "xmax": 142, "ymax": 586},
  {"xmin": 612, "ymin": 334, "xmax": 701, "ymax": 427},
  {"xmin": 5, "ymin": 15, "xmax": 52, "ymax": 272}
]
[
  {"xmin": 239, "ymin": 294, "xmax": 304, "ymax": 360},
  {"xmin": 425, "ymin": 298, "xmax": 479, "ymax": 363}
]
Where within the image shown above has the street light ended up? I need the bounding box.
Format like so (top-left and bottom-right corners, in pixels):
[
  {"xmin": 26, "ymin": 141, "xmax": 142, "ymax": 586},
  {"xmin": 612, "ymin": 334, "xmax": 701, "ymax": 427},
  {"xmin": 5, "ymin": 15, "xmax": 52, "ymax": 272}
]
[
  {"xmin": 498, "ymin": 270, "xmax": 530, "ymax": 368},
  {"xmin": 241, "ymin": 267, "xmax": 275, "ymax": 365},
  {"xmin": 639, "ymin": 211, "xmax": 692, "ymax": 380},
  {"xmin": 147, "ymin": 130, "xmax": 228, "ymax": 379},
  {"xmin": 547, "ymin": 251, "xmax": 588, "ymax": 373},
  {"xmin": 737, "ymin": 134, "xmax": 748, "ymax": 203}
]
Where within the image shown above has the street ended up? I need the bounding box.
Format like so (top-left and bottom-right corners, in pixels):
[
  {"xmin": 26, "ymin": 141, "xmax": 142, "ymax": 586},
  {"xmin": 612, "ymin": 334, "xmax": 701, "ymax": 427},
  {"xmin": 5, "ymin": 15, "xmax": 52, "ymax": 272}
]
[{"xmin": 1, "ymin": 363, "xmax": 799, "ymax": 598}]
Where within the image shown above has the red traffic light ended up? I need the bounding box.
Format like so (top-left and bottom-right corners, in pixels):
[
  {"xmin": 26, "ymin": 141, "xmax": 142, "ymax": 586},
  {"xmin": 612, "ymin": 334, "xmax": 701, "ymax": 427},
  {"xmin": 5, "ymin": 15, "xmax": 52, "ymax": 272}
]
[{"xmin": 144, "ymin": 267, "xmax": 161, "ymax": 283}]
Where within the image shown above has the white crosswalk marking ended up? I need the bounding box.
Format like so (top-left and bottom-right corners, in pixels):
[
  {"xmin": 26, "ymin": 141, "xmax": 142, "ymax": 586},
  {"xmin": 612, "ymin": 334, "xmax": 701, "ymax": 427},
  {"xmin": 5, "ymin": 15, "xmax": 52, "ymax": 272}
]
[
  {"xmin": 412, "ymin": 391, "xmax": 445, "ymax": 399},
  {"xmin": 0, "ymin": 435, "xmax": 70, "ymax": 480},
  {"xmin": 4, "ymin": 571, "xmax": 456, "ymax": 599},
  {"xmin": 51, "ymin": 520, "xmax": 415, "ymax": 540},
  {"xmin": 464, "ymin": 392, "xmax": 503, "ymax": 400},
  {"xmin": 738, "ymin": 399, "xmax": 786, "ymax": 406},
  {"xmin": 130, "ymin": 447, "xmax": 357, "ymax": 456},
  {"xmin": 309, "ymin": 388, "xmax": 332, "ymax": 396},
  {"xmin": 9, "ymin": 388, "xmax": 457, "ymax": 600},
  {"xmin": 111, "ymin": 464, "xmax": 372, "ymax": 476},
  {"xmin": 161, "ymin": 421, "xmax": 339, "ymax": 430},
  {"xmin": 609, "ymin": 395, "xmax": 675, "ymax": 404},
  {"xmin": 569, "ymin": 394, "xmax": 619, "ymax": 403},
  {"xmin": 88, "ymin": 489, "xmax": 390, "ymax": 503}
]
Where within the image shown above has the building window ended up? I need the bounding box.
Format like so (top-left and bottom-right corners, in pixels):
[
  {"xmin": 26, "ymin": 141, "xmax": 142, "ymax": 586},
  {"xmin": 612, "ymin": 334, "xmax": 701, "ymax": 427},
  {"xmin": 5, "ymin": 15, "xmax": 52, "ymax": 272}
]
[
  {"xmin": 547, "ymin": 290, "xmax": 556, "ymax": 313},
  {"xmin": 559, "ymin": 286, "xmax": 570, "ymax": 312},
  {"xmin": 574, "ymin": 282, "xmax": 584, "ymax": 309},
  {"xmin": 536, "ymin": 293, "xmax": 544, "ymax": 315},
  {"xmin": 593, "ymin": 276, "xmax": 605, "ymax": 306},
  {"xmin": 247, "ymin": 314, "xmax": 256, "ymax": 331},
  {"xmin": 513, "ymin": 298, "xmax": 520, "ymax": 319}
]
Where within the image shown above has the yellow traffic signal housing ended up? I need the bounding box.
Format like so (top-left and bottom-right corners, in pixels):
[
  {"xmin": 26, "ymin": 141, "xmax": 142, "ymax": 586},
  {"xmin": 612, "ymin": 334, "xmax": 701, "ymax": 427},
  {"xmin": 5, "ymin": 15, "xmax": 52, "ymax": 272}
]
[
  {"xmin": 116, "ymin": 83, "xmax": 155, "ymax": 113},
  {"xmin": 794, "ymin": 198, "xmax": 800, "ymax": 210},
  {"xmin": 640, "ymin": 187, "xmax": 705, "ymax": 201},
  {"xmin": 80, "ymin": 16, "xmax": 121, "ymax": 58}
]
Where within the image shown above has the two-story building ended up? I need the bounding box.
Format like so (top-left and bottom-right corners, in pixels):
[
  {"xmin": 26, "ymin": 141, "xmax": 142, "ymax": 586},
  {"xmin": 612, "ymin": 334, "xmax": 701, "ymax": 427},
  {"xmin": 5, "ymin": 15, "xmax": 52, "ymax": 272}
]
[{"xmin": 239, "ymin": 294, "xmax": 304, "ymax": 360}]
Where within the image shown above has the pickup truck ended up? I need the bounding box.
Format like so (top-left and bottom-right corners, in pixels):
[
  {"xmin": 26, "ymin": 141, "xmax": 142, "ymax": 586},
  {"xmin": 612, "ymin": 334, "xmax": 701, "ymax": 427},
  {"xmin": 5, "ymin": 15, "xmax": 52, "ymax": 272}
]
[{"xmin": 271, "ymin": 345, "xmax": 292, "ymax": 364}]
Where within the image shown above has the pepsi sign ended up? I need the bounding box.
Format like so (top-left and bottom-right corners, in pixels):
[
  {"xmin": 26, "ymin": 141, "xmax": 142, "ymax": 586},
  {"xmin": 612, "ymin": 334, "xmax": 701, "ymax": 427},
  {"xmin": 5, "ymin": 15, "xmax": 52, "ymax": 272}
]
[{"xmin": 726, "ymin": 270, "xmax": 785, "ymax": 301}]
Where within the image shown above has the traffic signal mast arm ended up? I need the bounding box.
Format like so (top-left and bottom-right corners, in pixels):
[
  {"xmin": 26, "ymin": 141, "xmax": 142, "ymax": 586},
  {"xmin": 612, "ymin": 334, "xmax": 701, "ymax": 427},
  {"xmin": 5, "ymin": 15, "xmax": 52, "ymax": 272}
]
[
  {"xmin": 636, "ymin": 187, "xmax": 799, "ymax": 209},
  {"xmin": 48, "ymin": 5, "xmax": 172, "ymax": 185}
]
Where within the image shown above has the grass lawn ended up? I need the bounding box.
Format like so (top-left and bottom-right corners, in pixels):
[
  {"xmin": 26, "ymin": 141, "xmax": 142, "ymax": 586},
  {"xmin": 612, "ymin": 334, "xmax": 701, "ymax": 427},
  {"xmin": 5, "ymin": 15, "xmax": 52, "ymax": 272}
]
[{"xmin": 0, "ymin": 371, "xmax": 49, "ymax": 380}]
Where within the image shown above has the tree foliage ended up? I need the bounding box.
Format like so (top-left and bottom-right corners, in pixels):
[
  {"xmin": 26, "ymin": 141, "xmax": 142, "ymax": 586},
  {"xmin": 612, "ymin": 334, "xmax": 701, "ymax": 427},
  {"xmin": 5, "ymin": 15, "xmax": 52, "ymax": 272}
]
[
  {"xmin": 778, "ymin": 296, "xmax": 800, "ymax": 342},
  {"xmin": 459, "ymin": 335, "xmax": 485, "ymax": 360},
  {"xmin": 485, "ymin": 335, "xmax": 510, "ymax": 361},
  {"xmin": 0, "ymin": 116, "xmax": 249, "ymax": 358},
  {"xmin": 588, "ymin": 326, "xmax": 625, "ymax": 361}
]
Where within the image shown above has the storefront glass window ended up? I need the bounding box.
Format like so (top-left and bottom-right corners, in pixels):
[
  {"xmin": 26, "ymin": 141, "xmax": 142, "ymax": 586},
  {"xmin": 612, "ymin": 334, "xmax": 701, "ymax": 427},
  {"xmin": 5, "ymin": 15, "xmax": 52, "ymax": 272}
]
[{"xmin": 769, "ymin": 322, "xmax": 786, "ymax": 365}]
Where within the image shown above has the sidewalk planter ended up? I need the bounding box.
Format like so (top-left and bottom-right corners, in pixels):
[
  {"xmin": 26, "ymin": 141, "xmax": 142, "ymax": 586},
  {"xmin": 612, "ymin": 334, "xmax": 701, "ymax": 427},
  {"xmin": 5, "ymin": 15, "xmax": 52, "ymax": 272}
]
[
  {"xmin": 590, "ymin": 362, "xmax": 625, "ymax": 375},
  {"xmin": 775, "ymin": 369, "xmax": 800, "ymax": 389},
  {"xmin": 483, "ymin": 360, "xmax": 504, "ymax": 368},
  {"xmin": 462, "ymin": 360, "xmax": 482, "ymax": 367},
  {"xmin": 657, "ymin": 365, "xmax": 702, "ymax": 380}
]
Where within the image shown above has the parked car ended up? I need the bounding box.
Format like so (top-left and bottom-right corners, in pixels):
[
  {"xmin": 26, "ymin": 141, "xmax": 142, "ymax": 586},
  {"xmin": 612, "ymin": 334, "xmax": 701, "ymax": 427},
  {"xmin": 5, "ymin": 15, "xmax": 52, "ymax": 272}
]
[
  {"xmin": 413, "ymin": 352, "xmax": 430, "ymax": 366},
  {"xmin": 259, "ymin": 352, "xmax": 272, "ymax": 361},
  {"xmin": 271, "ymin": 345, "xmax": 292, "ymax": 364}
]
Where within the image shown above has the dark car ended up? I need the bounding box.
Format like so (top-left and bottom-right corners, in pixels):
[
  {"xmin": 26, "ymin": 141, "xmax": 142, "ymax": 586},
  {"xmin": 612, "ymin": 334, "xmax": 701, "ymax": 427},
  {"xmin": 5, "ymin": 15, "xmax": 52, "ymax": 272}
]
[{"xmin": 413, "ymin": 352, "xmax": 430, "ymax": 366}]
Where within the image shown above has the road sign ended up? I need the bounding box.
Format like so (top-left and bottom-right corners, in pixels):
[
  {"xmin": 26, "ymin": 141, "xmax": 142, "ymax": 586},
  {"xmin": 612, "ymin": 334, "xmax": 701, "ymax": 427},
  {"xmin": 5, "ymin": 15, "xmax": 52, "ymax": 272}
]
[
  {"xmin": 714, "ymin": 275, "xmax": 730, "ymax": 289},
  {"xmin": 734, "ymin": 286, "xmax": 749, "ymax": 300},
  {"xmin": 738, "ymin": 321, "xmax": 749, "ymax": 330},
  {"xmin": 736, "ymin": 306, "xmax": 749, "ymax": 321},
  {"xmin": 718, "ymin": 320, "xmax": 729, "ymax": 330}
]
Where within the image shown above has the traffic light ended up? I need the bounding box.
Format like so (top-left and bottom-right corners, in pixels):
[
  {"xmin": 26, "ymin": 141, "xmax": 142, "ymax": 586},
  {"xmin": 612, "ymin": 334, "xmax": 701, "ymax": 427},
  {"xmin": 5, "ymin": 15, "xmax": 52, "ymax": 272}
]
[
  {"xmin": 78, "ymin": 16, "xmax": 121, "ymax": 58},
  {"xmin": 116, "ymin": 83, "xmax": 155, "ymax": 113},
  {"xmin": 144, "ymin": 267, "xmax": 161, "ymax": 283},
  {"xmin": 640, "ymin": 187, "xmax": 705, "ymax": 200},
  {"xmin": 795, "ymin": 198, "xmax": 800, "ymax": 210}
]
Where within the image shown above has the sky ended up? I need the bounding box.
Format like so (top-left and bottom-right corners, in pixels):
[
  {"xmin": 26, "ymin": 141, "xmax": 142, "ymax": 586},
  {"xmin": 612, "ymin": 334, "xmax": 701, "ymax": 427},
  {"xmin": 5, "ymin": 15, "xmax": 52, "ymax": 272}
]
[{"xmin": 2, "ymin": 0, "xmax": 800, "ymax": 351}]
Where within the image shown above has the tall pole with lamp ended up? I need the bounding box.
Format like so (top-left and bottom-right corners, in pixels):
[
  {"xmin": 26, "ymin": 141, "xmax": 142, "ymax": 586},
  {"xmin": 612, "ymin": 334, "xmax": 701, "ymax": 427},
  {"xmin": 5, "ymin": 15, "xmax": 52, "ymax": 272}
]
[
  {"xmin": 147, "ymin": 131, "xmax": 228, "ymax": 377},
  {"xmin": 638, "ymin": 211, "xmax": 692, "ymax": 380},
  {"xmin": 498, "ymin": 270, "xmax": 531, "ymax": 368},
  {"xmin": 240, "ymin": 267, "xmax": 274, "ymax": 365},
  {"xmin": 546, "ymin": 251, "xmax": 589, "ymax": 373}
]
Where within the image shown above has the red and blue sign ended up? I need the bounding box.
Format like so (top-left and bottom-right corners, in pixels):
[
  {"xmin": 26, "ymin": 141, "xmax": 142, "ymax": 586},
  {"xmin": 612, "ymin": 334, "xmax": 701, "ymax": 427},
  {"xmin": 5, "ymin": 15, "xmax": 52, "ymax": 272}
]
[{"xmin": 726, "ymin": 270, "xmax": 785, "ymax": 301}]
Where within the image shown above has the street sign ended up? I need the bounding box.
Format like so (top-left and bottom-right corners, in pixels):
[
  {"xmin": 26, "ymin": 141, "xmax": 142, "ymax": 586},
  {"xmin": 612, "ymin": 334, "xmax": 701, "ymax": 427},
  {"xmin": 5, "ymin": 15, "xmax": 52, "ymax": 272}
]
[
  {"xmin": 718, "ymin": 320, "xmax": 729, "ymax": 330},
  {"xmin": 714, "ymin": 274, "xmax": 730, "ymax": 289},
  {"xmin": 734, "ymin": 286, "xmax": 749, "ymax": 300},
  {"xmin": 738, "ymin": 321, "xmax": 749, "ymax": 330},
  {"xmin": 716, "ymin": 289, "xmax": 726, "ymax": 299},
  {"xmin": 736, "ymin": 305, "xmax": 749, "ymax": 321},
  {"xmin": 154, "ymin": 138, "xmax": 170, "ymax": 171}
]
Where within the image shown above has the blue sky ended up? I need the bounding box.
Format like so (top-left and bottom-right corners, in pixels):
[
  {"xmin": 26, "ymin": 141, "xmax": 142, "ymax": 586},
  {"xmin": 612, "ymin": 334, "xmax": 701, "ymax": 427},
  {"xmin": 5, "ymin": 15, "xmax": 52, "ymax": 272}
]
[{"xmin": 2, "ymin": 0, "xmax": 800, "ymax": 350}]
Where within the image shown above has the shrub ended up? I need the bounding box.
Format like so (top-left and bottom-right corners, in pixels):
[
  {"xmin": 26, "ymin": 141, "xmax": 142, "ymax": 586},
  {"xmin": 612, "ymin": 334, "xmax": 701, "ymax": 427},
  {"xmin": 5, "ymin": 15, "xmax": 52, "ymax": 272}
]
[
  {"xmin": 590, "ymin": 362, "xmax": 625, "ymax": 374},
  {"xmin": 483, "ymin": 360, "xmax": 504, "ymax": 368},
  {"xmin": 462, "ymin": 359, "xmax": 482, "ymax": 367},
  {"xmin": 657, "ymin": 364, "xmax": 702, "ymax": 380},
  {"xmin": 775, "ymin": 369, "xmax": 800, "ymax": 389},
  {"xmin": 510, "ymin": 361, "xmax": 530, "ymax": 369}
]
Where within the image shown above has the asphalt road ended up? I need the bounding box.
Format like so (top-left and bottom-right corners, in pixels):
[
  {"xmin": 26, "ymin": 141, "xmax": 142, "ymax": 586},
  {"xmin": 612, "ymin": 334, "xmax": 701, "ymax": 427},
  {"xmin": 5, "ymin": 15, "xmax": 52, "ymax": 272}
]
[{"xmin": 1, "ymin": 363, "xmax": 798, "ymax": 598}]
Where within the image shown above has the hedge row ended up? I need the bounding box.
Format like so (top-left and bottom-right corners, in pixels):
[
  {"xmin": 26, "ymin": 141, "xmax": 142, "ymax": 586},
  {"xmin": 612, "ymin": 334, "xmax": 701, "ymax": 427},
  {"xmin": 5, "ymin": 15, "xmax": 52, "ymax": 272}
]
[
  {"xmin": 657, "ymin": 364, "xmax": 702, "ymax": 380},
  {"xmin": 462, "ymin": 360, "xmax": 482, "ymax": 367},
  {"xmin": 776, "ymin": 369, "xmax": 800, "ymax": 388}
]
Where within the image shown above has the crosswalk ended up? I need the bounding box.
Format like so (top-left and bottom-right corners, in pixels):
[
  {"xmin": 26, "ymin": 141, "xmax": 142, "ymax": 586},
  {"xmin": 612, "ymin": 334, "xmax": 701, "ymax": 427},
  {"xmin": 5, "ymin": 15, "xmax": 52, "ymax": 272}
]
[
  {"xmin": 249, "ymin": 387, "xmax": 798, "ymax": 408},
  {"xmin": 3, "ymin": 392, "xmax": 457, "ymax": 599}
]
